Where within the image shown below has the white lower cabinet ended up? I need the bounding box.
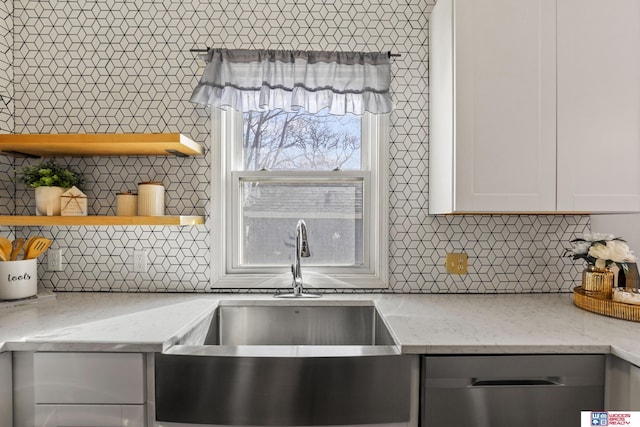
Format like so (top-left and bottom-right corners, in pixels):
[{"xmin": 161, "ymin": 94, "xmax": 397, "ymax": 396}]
[
  {"xmin": 36, "ymin": 404, "xmax": 144, "ymax": 427},
  {"xmin": 34, "ymin": 352, "xmax": 144, "ymax": 404},
  {"xmin": 605, "ymin": 355, "xmax": 640, "ymax": 410},
  {"xmin": 0, "ymin": 352, "xmax": 12, "ymax": 427},
  {"xmin": 14, "ymin": 351, "xmax": 146, "ymax": 427},
  {"xmin": 633, "ymin": 364, "xmax": 640, "ymax": 407}
]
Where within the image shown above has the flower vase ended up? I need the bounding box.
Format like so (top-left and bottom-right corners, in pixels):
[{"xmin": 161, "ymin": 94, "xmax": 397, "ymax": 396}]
[
  {"xmin": 582, "ymin": 266, "xmax": 614, "ymax": 299},
  {"xmin": 35, "ymin": 186, "xmax": 65, "ymax": 216}
]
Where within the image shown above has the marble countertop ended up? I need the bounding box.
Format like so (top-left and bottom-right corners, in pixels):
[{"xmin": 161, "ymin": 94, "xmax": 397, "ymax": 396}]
[{"xmin": 1, "ymin": 292, "xmax": 639, "ymax": 365}]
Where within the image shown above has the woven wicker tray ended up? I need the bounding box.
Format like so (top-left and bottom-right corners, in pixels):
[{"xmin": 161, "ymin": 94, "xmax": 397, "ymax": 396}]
[{"xmin": 573, "ymin": 286, "xmax": 640, "ymax": 322}]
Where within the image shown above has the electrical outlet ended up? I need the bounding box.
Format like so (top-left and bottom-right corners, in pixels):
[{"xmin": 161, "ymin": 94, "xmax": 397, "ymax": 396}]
[
  {"xmin": 47, "ymin": 248, "xmax": 63, "ymax": 271},
  {"xmin": 446, "ymin": 253, "xmax": 468, "ymax": 274},
  {"xmin": 133, "ymin": 250, "xmax": 148, "ymax": 272}
]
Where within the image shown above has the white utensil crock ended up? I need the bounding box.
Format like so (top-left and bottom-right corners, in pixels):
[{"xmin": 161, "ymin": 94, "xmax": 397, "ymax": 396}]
[{"xmin": 0, "ymin": 258, "xmax": 37, "ymax": 300}]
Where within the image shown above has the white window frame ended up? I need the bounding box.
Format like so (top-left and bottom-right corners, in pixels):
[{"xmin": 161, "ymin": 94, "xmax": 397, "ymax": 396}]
[{"xmin": 210, "ymin": 108, "xmax": 389, "ymax": 289}]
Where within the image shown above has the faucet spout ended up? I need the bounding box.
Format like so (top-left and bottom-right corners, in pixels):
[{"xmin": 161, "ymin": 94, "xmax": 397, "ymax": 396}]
[
  {"xmin": 292, "ymin": 219, "xmax": 310, "ymax": 295},
  {"xmin": 276, "ymin": 219, "xmax": 321, "ymax": 298}
]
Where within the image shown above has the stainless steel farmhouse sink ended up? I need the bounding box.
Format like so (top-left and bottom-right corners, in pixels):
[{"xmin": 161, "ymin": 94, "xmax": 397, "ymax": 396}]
[
  {"xmin": 204, "ymin": 302, "xmax": 397, "ymax": 346},
  {"xmin": 154, "ymin": 300, "xmax": 418, "ymax": 426}
]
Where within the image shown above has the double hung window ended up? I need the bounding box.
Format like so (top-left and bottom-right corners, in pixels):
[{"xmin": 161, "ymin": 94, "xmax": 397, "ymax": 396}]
[
  {"xmin": 191, "ymin": 49, "xmax": 391, "ymax": 288},
  {"xmin": 215, "ymin": 108, "xmax": 387, "ymax": 288}
]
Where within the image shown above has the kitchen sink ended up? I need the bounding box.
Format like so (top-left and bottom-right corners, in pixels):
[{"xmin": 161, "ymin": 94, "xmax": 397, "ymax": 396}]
[
  {"xmin": 155, "ymin": 300, "xmax": 418, "ymax": 426},
  {"xmin": 203, "ymin": 301, "xmax": 396, "ymax": 346}
]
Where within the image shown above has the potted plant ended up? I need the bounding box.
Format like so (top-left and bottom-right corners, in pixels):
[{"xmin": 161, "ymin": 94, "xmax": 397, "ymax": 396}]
[{"xmin": 15, "ymin": 159, "xmax": 84, "ymax": 216}]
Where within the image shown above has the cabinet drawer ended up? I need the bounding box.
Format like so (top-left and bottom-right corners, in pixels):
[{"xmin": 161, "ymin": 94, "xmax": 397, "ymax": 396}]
[
  {"xmin": 34, "ymin": 352, "xmax": 144, "ymax": 404},
  {"xmin": 35, "ymin": 404, "xmax": 144, "ymax": 427}
]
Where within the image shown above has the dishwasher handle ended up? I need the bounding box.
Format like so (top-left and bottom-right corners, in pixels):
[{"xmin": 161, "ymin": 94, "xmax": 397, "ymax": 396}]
[{"xmin": 471, "ymin": 377, "xmax": 563, "ymax": 387}]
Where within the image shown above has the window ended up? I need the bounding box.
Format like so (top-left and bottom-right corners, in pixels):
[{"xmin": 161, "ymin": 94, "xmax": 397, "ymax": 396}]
[
  {"xmin": 211, "ymin": 107, "xmax": 389, "ymax": 289},
  {"xmin": 238, "ymin": 109, "xmax": 363, "ymax": 268},
  {"xmin": 195, "ymin": 49, "xmax": 393, "ymax": 289}
]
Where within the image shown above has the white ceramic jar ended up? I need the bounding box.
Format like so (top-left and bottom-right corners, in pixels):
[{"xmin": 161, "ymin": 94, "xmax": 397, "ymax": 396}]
[
  {"xmin": 116, "ymin": 191, "xmax": 138, "ymax": 216},
  {"xmin": 137, "ymin": 182, "xmax": 165, "ymax": 216}
]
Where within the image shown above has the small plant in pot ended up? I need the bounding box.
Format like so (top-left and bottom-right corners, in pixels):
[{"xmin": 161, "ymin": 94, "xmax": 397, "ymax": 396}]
[{"xmin": 15, "ymin": 159, "xmax": 84, "ymax": 216}]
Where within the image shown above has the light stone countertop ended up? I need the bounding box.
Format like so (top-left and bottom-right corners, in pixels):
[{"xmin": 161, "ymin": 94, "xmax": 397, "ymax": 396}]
[{"xmin": 0, "ymin": 292, "xmax": 639, "ymax": 365}]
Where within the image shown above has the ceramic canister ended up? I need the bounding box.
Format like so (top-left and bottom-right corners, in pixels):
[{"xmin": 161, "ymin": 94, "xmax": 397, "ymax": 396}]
[
  {"xmin": 116, "ymin": 191, "xmax": 138, "ymax": 216},
  {"xmin": 0, "ymin": 258, "xmax": 37, "ymax": 300},
  {"xmin": 137, "ymin": 182, "xmax": 165, "ymax": 216}
]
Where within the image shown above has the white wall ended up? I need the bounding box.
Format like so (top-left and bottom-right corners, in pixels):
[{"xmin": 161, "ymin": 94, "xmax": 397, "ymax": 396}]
[{"xmin": 591, "ymin": 214, "xmax": 640, "ymax": 255}]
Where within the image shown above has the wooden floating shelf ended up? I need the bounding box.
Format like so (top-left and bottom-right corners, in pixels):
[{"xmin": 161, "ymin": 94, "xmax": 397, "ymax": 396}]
[
  {"xmin": 0, "ymin": 133, "xmax": 204, "ymax": 157},
  {"xmin": 0, "ymin": 216, "xmax": 205, "ymax": 226}
]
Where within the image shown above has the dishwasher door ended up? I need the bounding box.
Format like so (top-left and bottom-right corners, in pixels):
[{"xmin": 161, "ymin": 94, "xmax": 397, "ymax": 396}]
[{"xmin": 421, "ymin": 354, "xmax": 604, "ymax": 427}]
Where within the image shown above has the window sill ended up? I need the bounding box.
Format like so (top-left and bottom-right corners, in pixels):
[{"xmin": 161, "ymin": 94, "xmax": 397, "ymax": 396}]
[{"xmin": 211, "ymin": 271, "xmax": 388, "ymax": 290}]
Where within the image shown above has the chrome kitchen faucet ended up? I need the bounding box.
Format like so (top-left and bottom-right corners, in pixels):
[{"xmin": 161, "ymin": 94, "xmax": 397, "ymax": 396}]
[{"xmin": 276, "ymin": 219, "xmax": 321, "ymax": 298}]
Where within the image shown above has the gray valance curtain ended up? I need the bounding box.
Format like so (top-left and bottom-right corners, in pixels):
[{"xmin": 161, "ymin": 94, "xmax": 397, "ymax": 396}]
[{"xmin": 189, "ymin": 49, "xmax": 393, "ymax": 115}]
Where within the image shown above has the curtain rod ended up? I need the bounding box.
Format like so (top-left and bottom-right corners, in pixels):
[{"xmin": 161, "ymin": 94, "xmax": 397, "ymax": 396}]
[{"xmin": 189, "ymin": 48, "xmax": 401, "ymax": 58}]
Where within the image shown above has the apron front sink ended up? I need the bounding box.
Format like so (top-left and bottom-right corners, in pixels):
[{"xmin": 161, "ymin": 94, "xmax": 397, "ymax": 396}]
[{"xmin": 155, "ymin": 300, "xmax": 417, "ymax": 426}]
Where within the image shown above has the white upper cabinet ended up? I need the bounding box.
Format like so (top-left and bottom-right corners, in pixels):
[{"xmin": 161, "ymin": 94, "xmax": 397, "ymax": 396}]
[
  {"xmin": 429, "ymin": 0, "xmax": 557, "ymax": 214},
  {"xmin": 430, "ymin": 0, "xmax": 640, "ymax": 214},
  {"xmin": 557, "ymin": 0, "xmax": 640, "ymax": 212}
]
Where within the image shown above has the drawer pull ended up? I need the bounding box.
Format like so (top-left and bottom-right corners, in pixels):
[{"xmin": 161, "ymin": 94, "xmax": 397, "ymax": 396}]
[{"xmin": 471, "ymin": 377, "xmax": 562, "ymax": 387}]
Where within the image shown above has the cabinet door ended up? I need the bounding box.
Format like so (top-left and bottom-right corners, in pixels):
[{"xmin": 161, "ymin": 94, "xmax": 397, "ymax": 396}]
[
  {"xmin": 605, "ymin": 355, "xmax": 640, "ymax": 410},
  {"xmin": 454, "ymin": 0, "xmax": 557, "ymax": 212},
  {"xmin": 631, "ymin": 363, "xmax": 640, "ymax": 410},
  {"xmin": 34, "ymin": 352, "xmax": 144, "ymax": 404},
  {"xmin": 35, "ymin": 404, "xmax": 144, "ymax": 427},
  {"xmin": 0, "ymin": 352, "xmax": 11, "ymax": 427},
  {"xmin": 557, "ymin": 0, "xmax": 640, "ymax": 212}
]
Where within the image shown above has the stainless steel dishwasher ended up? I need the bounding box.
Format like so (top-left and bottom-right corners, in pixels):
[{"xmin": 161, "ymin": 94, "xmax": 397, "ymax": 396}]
[{"xmin": 422, "ymin": 354, "xmax": 604, "ymax": 427}]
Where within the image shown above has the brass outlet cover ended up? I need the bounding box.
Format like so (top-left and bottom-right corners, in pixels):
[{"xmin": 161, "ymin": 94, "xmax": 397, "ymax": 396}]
[{"xmin": 446, "ymin": 253, "xmax": 468, "ymax": 274}]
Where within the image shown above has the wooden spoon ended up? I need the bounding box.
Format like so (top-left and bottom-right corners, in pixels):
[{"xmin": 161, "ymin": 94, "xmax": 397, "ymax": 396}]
[
  {"xmin": 25, "ymin": 237, "xmax": 52, "ymax": 260},
  {"xmin": 23, "ymin": 236, "xmax": 39, "ymax": 259},
  {"xmin": 10, "ymin": 238, "xmax": 24, "ymax": 261},
  {"xmin": 0, "ymin": 238, "xmax": 11, "ymax": 262}
]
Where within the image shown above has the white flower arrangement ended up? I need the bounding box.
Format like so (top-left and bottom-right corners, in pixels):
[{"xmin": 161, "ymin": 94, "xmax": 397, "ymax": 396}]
[{"xmin": 566, "ymin": 232, "xmax": 637, "ymax": 271}]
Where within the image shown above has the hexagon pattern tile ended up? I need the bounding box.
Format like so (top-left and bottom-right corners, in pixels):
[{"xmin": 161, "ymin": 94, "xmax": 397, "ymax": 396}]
[
  {"xmin": 0, "ymin": 0, "xmax": 14, "ymax": 226},
  {"xmin": 8, "ymin": 0, "xmax": 589, "ymax": 293},
  {"xmin": 0, "ymin": 0, "xmax": 13, "ymax": 135}
]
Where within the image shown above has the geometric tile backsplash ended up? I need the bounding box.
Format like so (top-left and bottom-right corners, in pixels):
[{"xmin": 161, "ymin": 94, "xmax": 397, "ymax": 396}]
[
  {"xmin": 0, "ymin": 0, "xmax": 12, "ymax": 137},
  {"xmin": 4, "ymin": 0, "xmax": 590, "ymax": 293},
  {"xmin": 0, "ymin": 0, "xmax": 14, "ymax": 227}
]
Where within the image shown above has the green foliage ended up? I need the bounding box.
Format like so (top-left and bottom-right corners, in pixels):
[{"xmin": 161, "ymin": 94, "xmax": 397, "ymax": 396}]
[{"xmin": 15, "ymin": 159, "xmax": 84, "ymax": 189}]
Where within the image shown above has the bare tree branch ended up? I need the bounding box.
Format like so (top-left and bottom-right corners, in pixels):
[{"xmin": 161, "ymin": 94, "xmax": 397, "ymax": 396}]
[{"xmin": 243, "ymin": 109, "xmax": 360, "ymax": 171}]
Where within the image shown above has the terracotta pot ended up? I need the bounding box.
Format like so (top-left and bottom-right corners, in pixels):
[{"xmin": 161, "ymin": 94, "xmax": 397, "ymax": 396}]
[{"xmin": 35, "ymin": 186, "xmax": 65, "ymax": 216}]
